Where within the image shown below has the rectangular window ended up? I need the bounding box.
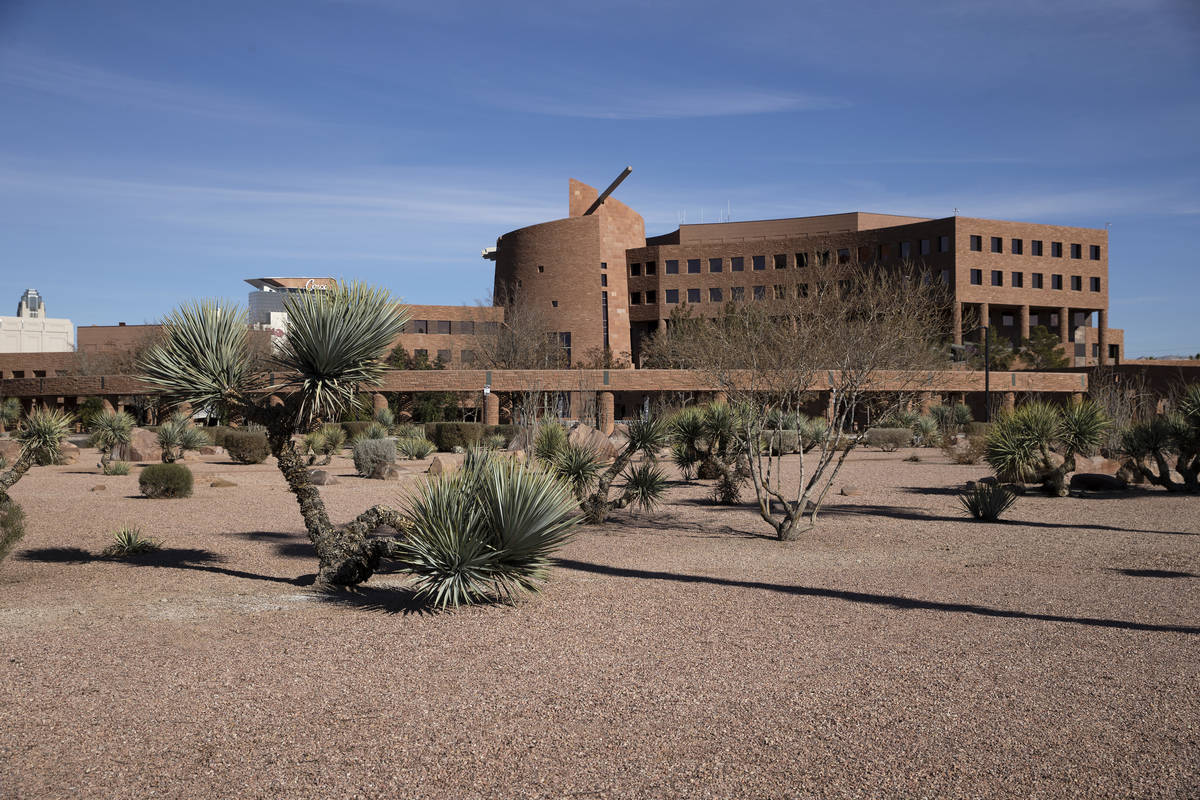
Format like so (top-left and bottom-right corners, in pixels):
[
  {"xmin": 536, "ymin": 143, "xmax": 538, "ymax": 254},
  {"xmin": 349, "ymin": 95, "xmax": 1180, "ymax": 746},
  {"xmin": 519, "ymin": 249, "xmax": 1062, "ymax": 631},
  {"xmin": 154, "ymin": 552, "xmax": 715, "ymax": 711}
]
[
  {"xmin": 630, "ymin": 263, "xmax": 641, "ymax": 276},
  {"xmin": 665, "ymin": 289, "xmax": 679, "ymax": 304},
  {"xmin": 798, "ymin": 283, "xmax": 809, "ymax": 298},
  {"xmin": 939, "ymin": 235, "xmax": 950, "ymax": 253},
  {"xmin": 709, "ymin": 257, "xmax": 723, "ymax": 273},
  {"xmin": 774, "ymin": 253, "xmax": 788, "ymax": 269},
  {"xmin": 411, "ymin": 319, "xmax": 428, "ymax": 334},
  {"xmin": 796, "ymin": 252, "xmax": 809, "ymax": 267},
  {"xmin": 970, "ymin": 269, "xmax": 982, "ymax": 285},
  {"xmin": 899, "ymin": 242, "xmax": 911, "ymax": 260},
  {"xmin": 1032, "ymin": 272, "xmax": 1043, "ymax": 288},
  {"xmin": 1089, "ymin": 245, "xmax": 1101, "ymax": 261},
  {"xmin": 991, "ymin": 236, "xmax": 1003, "ymax": 253},
  {"xmin": 818, "ymin": 250, "xmax": 831, "ymax": 266},
  {"xmin": 709, "ymin": 287, "xmax": 722, "ymax": 303},
  {"xmin": 1011, "ymin": 271, "xmax": 1023, "ymax": 287},
  {"xmin": 730, "ymin": 256, "xmax": 744, "ymax": 271},
  {"xmin": 991, "ymin": 270, "xmax": 1003, "ymax": 286},
  {"xmin": 666, "ymin": 259, "xmax": 679, "ymax": 274},
  {"xmin": 1002, "ymin": 314, "xmax": 1014, "ymax": 327},
  {"xmin": 645, "ymin": 261, "xmax": 657, "ymax": 275},
  {"xmin": 414, "ymin": 349, "xmax": 428, "ymax": 361},
  {"xmin": 731, "ymin": 286, "xmax": 745, "ymax": 301},
  {"xmin": 752, "ymin": 255, "xmax": 766, "ymax": 270},
  {"xmin": 1032, "ymin": 240, "xmax": 1043, "ymax": 256},
  {"xmin": 1011, "ymin": 238, "xmax": 1023, "ymax": 255},
  {"xmin": 600, "ymin": 274, "xmax": 608, "ymax": 287},
  {"xmin": 970, "ymin": 235, "xmax": 982, "ymax": 251},
  {"xmin": 1071, "ymin": 244, "xmax": 1082, "ymax": 259},
  {"xmin": 1071, "ymin": 275, "xmax": 1082, "ymax": 291},
  {"xmin": 753, "ymin": 285, "xmax": 766, "ymax": 301},
  {"xmin": 460, "ymin": 350, "xmax": 475, "ymax": 364},
  {"xmin": 687, "ymin": 288, "xmax": 701, "ymax": 304},
  {"xmin": 1052, "ymin": 274, "xmax": 1063, "ymax": 290},
  {"xmin": 876, "ymin": 244, "xmax": 889, "ymax": 261},
  {"xmin": 1090, "ymin": 277, "xmax": 1100, "ymax": 292},
  {"xmin": 436, "ymin": 320, "xmax": 451, "ymax": 334},
  {"xmin": 774, "ymin": 285, "xmax": 786, "ymax": 300},
  {"xmin": 920, "ymin": 239, "xmax": 931, "ymax": 255},
  {"xmin": 940, "ymin": 269, "xmax": 951, "ymax": 284},
  {"xmin": 454, "ymin": 320, "xmax": 475, "ymax": 335},
  {"xmin": 687, "ymin": 258, "xmax": 701, "ymax": 274},
  {"xmin": 645, "ymin": 290, "xmax": 656, "ymax": 304},
  {"xmin": 437, "ymin": 349, "xmax": 452, "ymax": 364},
  {"xmin": 837, "ymin": 248, "xmax": 851, "ymax": 265},
  {"xmin": 1052, "ymin": 242, "xmax": 1063, "ymax": 258},
  {"xmin": 601, "ymin": 293, "xmax": 609, "ymax": 350},
  {"xmin": 1109, "ymin": 344, "xmax": 1119, "ymax": 359},
  {"xmin": 629, "ymin": 292, "xmax": 641, "ymax": 305},
  {"xmin": 600, "ymin": 262, "xmax": 607, "ymax": 270}
]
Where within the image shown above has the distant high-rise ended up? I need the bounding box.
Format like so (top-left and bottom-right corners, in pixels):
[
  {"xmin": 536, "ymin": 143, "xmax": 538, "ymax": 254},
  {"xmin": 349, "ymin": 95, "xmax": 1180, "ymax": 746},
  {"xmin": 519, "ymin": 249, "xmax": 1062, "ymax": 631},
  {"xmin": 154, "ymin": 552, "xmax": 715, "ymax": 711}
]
[
  {"xmin": 1, "ymin": 289, "xmax": 74, "ymax": 353},
  {"xmin": 16, "ymin": 289, "xmax": 44, "ymax": 318}
]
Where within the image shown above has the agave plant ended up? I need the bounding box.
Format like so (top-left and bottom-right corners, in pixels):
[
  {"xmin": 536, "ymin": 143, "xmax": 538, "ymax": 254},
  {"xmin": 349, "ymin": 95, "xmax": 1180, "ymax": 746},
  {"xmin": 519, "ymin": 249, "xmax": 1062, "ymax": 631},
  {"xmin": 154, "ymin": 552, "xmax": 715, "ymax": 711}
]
[
  {"xmin": 396, "ymin": 436, "xmax": 435, "ymax": 460},
  {"xmin": 913, "ymin": 415, "xmax": 941, "ymax": 447},
  {"xmin": 398, "ymin": 454, "xmax": 580, "ymax": 608},
  {"xmin": 89, "ymin": 409, "xmax": 135, "ymax": 470},
  {"xmin": 1, "ymin": 407, "xmax": 74, "ymax": 499},
  {"xmin": 1119, "ymin": 383, "xmax": 1200, "ymax": 492},
  {"xmin": 101, "ymin": 524, "xmax": 162, "ymax": 557},
  {"xmin": 157, "ymin": 412, "xmax": 209, "ymax": 463},
  {"xmin": 985, "ymin": 400, "xmax": 1109, "ymax": 496},
  {"xmin": 373, "ymin": 406, "xmax": 395, "ymax": 429},
  {"xmin": 958, "ymin": 483, "xmax": 1017, "ymax": 521},
  {"xmin": 137, "ymin": 283, "xmax": 411, "ymax": 587}
]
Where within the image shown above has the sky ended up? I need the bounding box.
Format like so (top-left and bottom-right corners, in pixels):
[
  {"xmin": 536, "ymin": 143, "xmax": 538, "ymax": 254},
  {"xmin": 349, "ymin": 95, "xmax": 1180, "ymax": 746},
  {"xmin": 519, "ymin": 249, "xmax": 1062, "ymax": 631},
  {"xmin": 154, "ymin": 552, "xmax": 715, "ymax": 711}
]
[{"xmin": 1, "ymin": 0, "xmax": 1197, "ymax": 357}]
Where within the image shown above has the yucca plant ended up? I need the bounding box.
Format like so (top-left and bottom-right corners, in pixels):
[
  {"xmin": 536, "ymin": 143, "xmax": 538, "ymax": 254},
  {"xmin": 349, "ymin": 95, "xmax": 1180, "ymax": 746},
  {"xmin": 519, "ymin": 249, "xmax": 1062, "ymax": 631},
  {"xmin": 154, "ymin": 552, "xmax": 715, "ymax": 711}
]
[
  {"xmin": 355, "ymin": 420, "xmax": 390, "ymax": 441},
  {"xmin": 1, "ymin": 407, "xmax": 74, "ymax": 500},
  {"xmin": 1119, "ymin": 383, "xmax": 1200, "ymax": 492},
  {"xmin": 373, "ymin": 406, "xmax": 395, "ymax": 429},
  {"xmin": 398, "ymin": 454, "xmax": 579, "ymax": 608},
  {"xmin": 397, "ymin": 436, "xmax": 435, "ymax": 460},
  {"xmin": 89, "ymin": 409, "xmax": 135, "ymax": 471},
  {"xmin": 958, "ymin": 483, "xmax": 1017, "ymax": 521},
  {"xmin": 985, "ymin": 400, "xmax": 1109, "ymax": 496},
  {"xmin": 103, "ymin": 460, "xmax": 132, "ymax": 476},
  {"xmin": 533, "ymin": 421, "xmax": 568, "ymax": 463},
  {"xmin": 551, "ymin": 441, "xmax": 603, "ymax": 501},
  {"xmin": 913, "ymin": 415, "xmax": 941, "ymax": 447},
  {"xmin": 101, "ymin": 524, "xmax": 162, "ymax": 557},
  {"xmin": 579, "ymin": 415, "xmax": 671, "ymax": 524},
  {"xmin": 0, "ymin": 497, "xmax": 26, "ymax": 567},
  {"xmin": 670, "ymin": 440, "xmax": 699, "ymax": 481},
  {"xmin": 0, "ymin": 397, "xmax": 21, "ymax": 434},
  {"xmin": 157, "ymin": 412, "xmax": 209, "ymax": 463},
  {"xmin": 137, "ymin": 284, "xmax": 411, "ymax": 587},
  {"xmin": 305, "ymin": 423, "xmax": 347, "ymax": 465}
]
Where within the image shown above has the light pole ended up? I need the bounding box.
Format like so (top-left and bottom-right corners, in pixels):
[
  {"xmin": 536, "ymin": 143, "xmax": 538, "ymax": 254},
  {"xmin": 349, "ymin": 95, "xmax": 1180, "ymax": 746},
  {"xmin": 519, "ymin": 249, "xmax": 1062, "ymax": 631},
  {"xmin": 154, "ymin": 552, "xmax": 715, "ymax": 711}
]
[{"xmin": 980, "ymin": 325, "xmax": 991, "ymax": 423}]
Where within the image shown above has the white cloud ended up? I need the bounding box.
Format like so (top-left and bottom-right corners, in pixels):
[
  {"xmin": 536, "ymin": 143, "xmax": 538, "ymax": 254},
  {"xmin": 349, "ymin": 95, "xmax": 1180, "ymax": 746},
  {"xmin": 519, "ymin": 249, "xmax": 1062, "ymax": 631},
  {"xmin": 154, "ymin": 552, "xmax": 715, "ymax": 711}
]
[{"xmin": 494, "ymin": 86, "xmax": 846, "ymax": 120}]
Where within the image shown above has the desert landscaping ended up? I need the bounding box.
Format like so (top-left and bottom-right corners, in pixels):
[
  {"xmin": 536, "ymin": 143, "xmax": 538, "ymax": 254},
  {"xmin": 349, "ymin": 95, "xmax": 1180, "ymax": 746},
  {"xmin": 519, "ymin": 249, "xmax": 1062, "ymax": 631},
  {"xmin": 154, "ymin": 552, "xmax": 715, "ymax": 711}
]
[{"xmin": 2, "ymin": 442, "xmax": 1196, "ymax": 799}]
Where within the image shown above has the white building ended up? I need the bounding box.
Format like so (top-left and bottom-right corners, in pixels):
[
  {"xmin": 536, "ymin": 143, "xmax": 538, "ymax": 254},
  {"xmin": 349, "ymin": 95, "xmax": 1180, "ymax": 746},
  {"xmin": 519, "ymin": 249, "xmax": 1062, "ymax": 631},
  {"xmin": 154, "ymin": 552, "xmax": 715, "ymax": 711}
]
[
  {"xmin": 246, "ymin": 277, "xmax": 335, "ymax": 350},
  {"xmin": 0, "ymin": 290, "xmax": 74, "ymax": 352}
]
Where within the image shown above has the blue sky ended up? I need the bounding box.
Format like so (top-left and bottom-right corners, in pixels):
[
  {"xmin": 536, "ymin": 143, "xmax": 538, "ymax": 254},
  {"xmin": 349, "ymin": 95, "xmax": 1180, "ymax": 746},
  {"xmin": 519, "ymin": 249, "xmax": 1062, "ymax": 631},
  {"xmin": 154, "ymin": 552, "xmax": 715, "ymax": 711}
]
[{"xmin": 1, "ymin": 0, "xmax": 1197, "ymax": 357}]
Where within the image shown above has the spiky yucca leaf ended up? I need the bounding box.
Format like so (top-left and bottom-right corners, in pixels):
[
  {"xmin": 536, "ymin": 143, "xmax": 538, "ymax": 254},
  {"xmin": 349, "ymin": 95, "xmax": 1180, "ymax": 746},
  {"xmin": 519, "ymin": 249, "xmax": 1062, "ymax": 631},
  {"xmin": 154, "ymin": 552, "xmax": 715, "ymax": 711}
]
[
  {"xmin": 274, "ymin": 283, "xmax": 409, "ymax": 425},
  {"xmin": 137, "ymin": 300, "xmax": 251, "ymax": 414},
  {"xmin": 16, "ymin": 407, "xmax": 73, "ymax": 461},
  {"xmin": 551, "ymin": 441, "xmax": 602, "ymax": 499},
  {"xmin": 670, "ymin": 440, "xmax": 699, "ymax": 481},
  {"xmin": 156, "ymin": 412, "xmax": 208, "ymax": 460},
  {"xmin": 397, "ymin": 436, "xmax": 435, "ymax": 460},
  {"xmin": 1058, "ymin": 399, "xmax": 1110, "ymax": 458},
  {"xmin": 622, "ymin": 461, "xmax": 669, "ymax": 512},
  {"xmin": 533, "ymin": 421, "xmax": 568, "ymax": 463},
  {"xmin": 985, "ymin": 420, "xmax": 1041, "ymax": 482},
  {"xmin": 89, "ymin": 410, "xmax": 134, "ymax": 454},
  {"xmin": 320, "ymin": 423, "xmax": 347, "ymax": 452},
  {"xmin": 625, "ymin": 416, "xmax": 670, "ymax": 456},
  {"xmin": 958, "ymin": 483, "xmax": 1017, "ymax": 521},
  {"xmin": 101, "ymin": 525, "xmax": 162, "ymax": 558}
]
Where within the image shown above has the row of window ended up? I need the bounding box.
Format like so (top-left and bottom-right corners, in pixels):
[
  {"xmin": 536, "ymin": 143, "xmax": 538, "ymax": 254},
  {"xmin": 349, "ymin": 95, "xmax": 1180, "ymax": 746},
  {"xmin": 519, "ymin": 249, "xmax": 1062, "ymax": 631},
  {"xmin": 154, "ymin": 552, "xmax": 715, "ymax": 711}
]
[
  {"xmin": 970, "ymin": 235, "xmax": 1101, "ymax": 260},
  {"xmin": 402, "ymin": 320, "xmax": 499, "ymax": 335},
  {"xmin": 411, "ymin": 348, "xmax": 476, "ymax": 364},
  {"xmin": 629, "ymin": 237, "xmax": 954, "ymax": 277},
  {"xmin": 969, "ymin": 270, "xmax": 1101, "ymax": 292}
]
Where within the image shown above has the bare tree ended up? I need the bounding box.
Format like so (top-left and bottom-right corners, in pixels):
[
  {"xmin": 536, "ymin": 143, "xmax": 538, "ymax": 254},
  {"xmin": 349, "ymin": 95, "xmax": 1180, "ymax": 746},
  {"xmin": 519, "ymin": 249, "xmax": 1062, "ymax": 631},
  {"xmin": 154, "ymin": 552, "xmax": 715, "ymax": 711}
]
[{"xmin": 660, "ymin": 261, "xmax": 951, "ymax": 540}]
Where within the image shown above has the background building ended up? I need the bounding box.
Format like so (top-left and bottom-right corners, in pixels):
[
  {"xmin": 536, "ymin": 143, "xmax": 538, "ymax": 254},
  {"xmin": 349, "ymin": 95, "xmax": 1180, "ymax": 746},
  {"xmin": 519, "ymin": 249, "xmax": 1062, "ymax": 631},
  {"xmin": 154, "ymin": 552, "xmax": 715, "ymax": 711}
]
[{"xmin": 0, "ymin": 289, "xmax": 74, "ymax": 353}]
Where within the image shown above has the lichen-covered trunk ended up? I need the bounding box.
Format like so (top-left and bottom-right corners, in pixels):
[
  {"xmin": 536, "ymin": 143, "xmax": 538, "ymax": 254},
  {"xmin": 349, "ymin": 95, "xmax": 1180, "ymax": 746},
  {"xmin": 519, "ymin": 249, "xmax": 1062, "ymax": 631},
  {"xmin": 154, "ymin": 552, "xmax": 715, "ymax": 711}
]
[{"xmin": 0, "ymin": 449, "xmax": 36, "ymax": 499}]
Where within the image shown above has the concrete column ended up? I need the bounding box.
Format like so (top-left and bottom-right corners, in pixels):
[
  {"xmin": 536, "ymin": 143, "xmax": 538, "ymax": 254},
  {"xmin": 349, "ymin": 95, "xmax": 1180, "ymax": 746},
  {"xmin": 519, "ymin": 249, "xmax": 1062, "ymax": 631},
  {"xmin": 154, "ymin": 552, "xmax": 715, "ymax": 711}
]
[
  {"xmin": 1019, "ymin": 305, "xmax": 1030, "ymax": 343},
  {"xmin": 1071, "ymin": 392, "xmax": 1085, "ymax": 406},
  {"xmin": 919, "ymin": 391, "xmax": 934, "ymax": 414},
  {"xmin": 483, "ymin": 392, "xmax": 500, "ymax": 426},
  {"xmin": 979, "ymin": 302, "xmax": 990, "ymax": 342},
  {"xmin": 1097, "ymin": 309, "xmax": 1108, "ymax": 366},
  {"xmin": 268, "ymin": 394, "xmax": 284, "ymax": 407},
  {"xmin": 101, "ymin": 397, "xmax": 116, "ymax": 414},
  {"xmin": 952, "ymin": 302, "xmax": 963, "ymax": 346},
  {"xmin": 1002, "ymin": 392, "xmax": 1016, "ymax": 412},
  {"xmin": 371, "ymin": 393, "xmax": 388, "ymax": 413},
  {"xmin": 598, "ymin": 391, "xmax": 615, "ymax": 436},
  {"xmin": 657, "ymin": 318, "xmax": 667, "ymax": 333},
  {"xmin": 713, "ymin": 391, "xmax": 728, "ymax": 406},
  {"xmin": 1059, "ymin": 306, "xmax": 1070, "ymax": 345}
]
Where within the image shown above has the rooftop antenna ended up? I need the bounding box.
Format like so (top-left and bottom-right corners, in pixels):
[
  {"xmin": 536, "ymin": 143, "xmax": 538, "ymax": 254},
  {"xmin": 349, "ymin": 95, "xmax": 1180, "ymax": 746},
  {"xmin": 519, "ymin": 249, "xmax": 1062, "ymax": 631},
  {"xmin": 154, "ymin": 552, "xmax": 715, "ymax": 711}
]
[
  {"xmin": 582, "ymin": 166, "xmax": 633, "ymax": 216},
  {"xmin": 953, "ymin": 207, "xmax": 959, "ymax": 216}
]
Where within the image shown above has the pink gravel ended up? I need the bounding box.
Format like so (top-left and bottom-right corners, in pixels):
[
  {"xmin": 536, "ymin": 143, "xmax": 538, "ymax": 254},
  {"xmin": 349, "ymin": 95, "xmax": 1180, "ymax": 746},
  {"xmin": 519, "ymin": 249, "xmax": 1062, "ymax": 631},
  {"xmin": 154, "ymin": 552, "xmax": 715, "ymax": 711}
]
[{"xmin": 1, "ymin": 447, "xmax": 1197, "ymax": 799}]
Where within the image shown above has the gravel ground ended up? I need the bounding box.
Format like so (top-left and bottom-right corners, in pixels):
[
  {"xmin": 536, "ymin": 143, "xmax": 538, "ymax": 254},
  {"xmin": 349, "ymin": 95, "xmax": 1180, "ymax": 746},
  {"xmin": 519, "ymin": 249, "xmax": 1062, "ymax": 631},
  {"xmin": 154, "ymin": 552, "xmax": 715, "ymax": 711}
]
[{"xmin": 1, "ymin": 447, "xmax": 1197, "ymax": 799}]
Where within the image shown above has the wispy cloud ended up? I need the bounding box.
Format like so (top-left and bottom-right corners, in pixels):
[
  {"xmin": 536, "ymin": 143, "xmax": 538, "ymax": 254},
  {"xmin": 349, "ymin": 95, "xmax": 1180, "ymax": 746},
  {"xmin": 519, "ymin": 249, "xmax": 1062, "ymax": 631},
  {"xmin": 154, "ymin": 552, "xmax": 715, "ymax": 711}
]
[
  {"xmin": 0, "ymin": 51, "xmax": 304, "ymax": 126},
  {"xmin": 494, "ymin": 86, "xmax": 846, "ymax": 119}
]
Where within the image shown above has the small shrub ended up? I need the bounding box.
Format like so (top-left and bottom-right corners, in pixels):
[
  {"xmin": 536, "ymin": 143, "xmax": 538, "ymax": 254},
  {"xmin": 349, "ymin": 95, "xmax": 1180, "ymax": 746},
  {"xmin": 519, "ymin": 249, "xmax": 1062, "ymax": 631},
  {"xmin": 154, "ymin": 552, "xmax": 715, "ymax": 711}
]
[
  {"xmin": 866, "ymin": 427, "xmax": 912, "ymax": 452},
  {"xmin": 224, "ymin": 430, "xmax": 270, "ymax": 464},
  {"xmin": 425, "ymin": 422, "xmax": 486, "ymax": 452},
  {"xmin": 763, "ymin": 429, "xmax": 799, "ymax": 455},
  {"xmin": 0, "ymin": 499, "xmax": 26, "ymax": 566},
  {"xmin": 373, "ymin": 407, "xmax": 395, "ymax": 429},
  {"xmin": 139, "ymin": 463, "xmax": 194, "ymax": 498},
  {"xmin": 353, "ymin": 438, "xmax": 395, "ymax": 477},
  {"xmin": 397, "ymin": 437, "xmax": 436, "ymax": 460},
  {"xmin": 958, "ymin": 483, "xmax": 1017, "ymax": 521},
  {"xmin": 943, "ymin": 434, "xmax": 988, "ymax": 465},
  {"xmin": 103, "ymin": 460, "xmax": 131, "ymax": 476},
  {"xmin": 101, "ymin": 524, "xmax": 162, "ymax": 557},
  {"xmin": 482, "ymin": 433, "xmax": 508, "ymax": 450},
  {"xmin": 356, "ymin": 420, "xmax": 389, "ymax": 441},
  {"xmin": 711, "ymin": 470, "xmax": 743, "ymax": 504},
  {"xmin": 340, "ymin": 420, "xmax": 375, "ymax": 440},
  {"xmin": 966, "ymin": 421, "xmax": 992, "ymax": 438},
  {"xmin": 393, "ymin": 423, "xmax": 422, "ymax": 439}
]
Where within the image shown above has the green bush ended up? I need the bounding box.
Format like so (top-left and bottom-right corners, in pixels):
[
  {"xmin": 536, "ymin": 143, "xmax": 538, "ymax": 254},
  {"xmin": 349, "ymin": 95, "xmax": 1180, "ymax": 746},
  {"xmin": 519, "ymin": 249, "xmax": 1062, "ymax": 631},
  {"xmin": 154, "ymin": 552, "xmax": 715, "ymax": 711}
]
[
  {"xmin": 340, "ymin": 421, "xmax": 375, "ymax": 440},
  {"xmin": 865, "ymin": 427, "xmax": 912, "ymax": 452},
  {"xmin": 101, "ymin": 524, "xmax": 162, "ymax": 557},
  {"xmin": 966, "ymin": 421, "xmax": 992, "ymax": 438},
  {"xmin": 397, "ymin": 453, "xmax": 579, "ymax": 608},
  {"xmin": 943, "ymin": 434, "xmax": 987, "ymax": 465},
  {"xmin": 224, "ymin": 430, "xmax": 270, "ymax": 464},
  {"xmin": 764, "ymin": 429, "xmax": 800, "ymax": 455},
  {"xmin": 958, "ymin": 483, "xmax": 1017, "ymax": 521},
  {"xmin": 103, "ymin": 460, "xmax": 131, "ymax": 476},
  {"xmin": 353, "ymin": 438, "xmax": 395, "ymax": 477},
  {"xmin": 0, "ymin": 498, "xmax": 26, "ymax": 566},
  {"xmin": 397, "ymin": 437, "xmax": 436, "ymax": 460},
  {"xmin": 425, "ymin": 422, "xmax": 486, "ymax": 452},
  {"xmin": 139, "ymin": 463, "xmax": 194, "ymax": 498},
  {"xmin": 533, "ymin": 422, "xmax": 568, "ymax": 462}
]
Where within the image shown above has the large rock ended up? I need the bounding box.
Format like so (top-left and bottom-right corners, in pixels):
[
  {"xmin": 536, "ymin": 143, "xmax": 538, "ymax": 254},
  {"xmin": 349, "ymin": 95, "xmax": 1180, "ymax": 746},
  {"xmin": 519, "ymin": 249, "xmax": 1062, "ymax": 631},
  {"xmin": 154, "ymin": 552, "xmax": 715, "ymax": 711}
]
[
  {"xmin": 57, "ymin": 442, "xmax": 79, "ymax": 465},
  {"xmin": 1073, "ymin": 455, "xmax": 1123, "ymax": 476},
  {"xmin": 112, "ymin": 428, "xmax": 162, "ymax": 463},
  {"xmin": 308, "ymin": 469, "xmax": 339, "ymax": 486},
  {"xmin": 198, "ymin": 445, "xmax": 227, "ymax": 457},
  {"xmin": 428, "ymin": 456, "xmax": 453, "ymax": 476},
  {"xmin": 1070, "ymin": 473, "xmax": 1128, "ymax": 492},
  {"xmin": 568, "ymin": 424, "xmax": 619, "ymax": 462},
  {"xmin": 0, "ymin": 439, "xmax": 77, "ymax": 466},
  {"xmin": 839, "ymin": 484, "xmax": 864, "ymax": 497},
  {"xmin": 370, "ymin": 463, "xmax": 401, "ymax": 481},
  {"xmin": 210, "ymin": 478, "xmax": 237, "ymax": 488}
]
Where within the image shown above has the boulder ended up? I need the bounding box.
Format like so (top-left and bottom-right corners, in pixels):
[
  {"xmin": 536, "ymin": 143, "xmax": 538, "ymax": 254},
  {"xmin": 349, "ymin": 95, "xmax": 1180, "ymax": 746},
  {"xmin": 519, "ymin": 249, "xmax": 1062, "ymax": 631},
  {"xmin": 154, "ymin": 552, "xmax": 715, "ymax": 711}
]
[
  {"xmin": 112, "ymin": 428, "xmax": 162, "ymax": 463},
  {"xmin": 1116, "ymin": 460, "xmax": 1145, "ymax": 485},
  {"xmin": 57, "ymin": 442, "xmax": 79, "ymax": 465},
  {"xmin": 209, "ymin": 478, "xmax": 237, "ymax": 488},
  {"xmin": 308, "ymin": 469, "xmax": 339, "ymax": 486},
  {"xmin": 568, "ymin": 424, "xmax": 619, "ymax": 462},
  {"xmin": 839, "ymin": 485, "xmax": 864, "ymax": 497},
  {"xmin": 90, "ymin": 484, "xmax": 107, "ymax": 492},
  {"xmin": 1073, "ymin": 455, "xmax": 1123, "ymax": 476},
  {"xmin": 198, "ymin": 445, "xmax": 227, "ymax": 456},
  {"xmin": 1070, "ymin": 473, "xmax": 1128, "ymax": 492},
  {"xmin": 370, "ymin": 463, "xmax": 401, "ymax": 481},
  {"xmin": 428, "ymin": 456, "xmax": 452, "ymax": 476}
]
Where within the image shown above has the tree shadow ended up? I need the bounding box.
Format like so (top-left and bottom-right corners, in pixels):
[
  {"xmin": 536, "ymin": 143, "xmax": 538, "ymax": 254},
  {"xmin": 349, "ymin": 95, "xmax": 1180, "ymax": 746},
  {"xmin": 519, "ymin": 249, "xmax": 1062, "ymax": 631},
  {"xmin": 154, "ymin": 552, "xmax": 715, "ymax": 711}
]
[
  {"xmin": 617, "ymin": 515, "xmax": 772, "ymax": 540},
  {"xmin": 312, "ymin": 583, "xmax": 432, "ymax": 615},
  {"xmin": 1110, "ymin": 568, "xmax": 1197, "ymax": 579},
  {"xmin": 817, "ymin": 503, "xmax": 1198, "ymax": 536},
  {"xmin": 553, "ymin": 558, "xmax": 1200, "ymax": 635},
  {"xmin": 18, "ymin": 546, "xmax": 315, "ymax": 586}
]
